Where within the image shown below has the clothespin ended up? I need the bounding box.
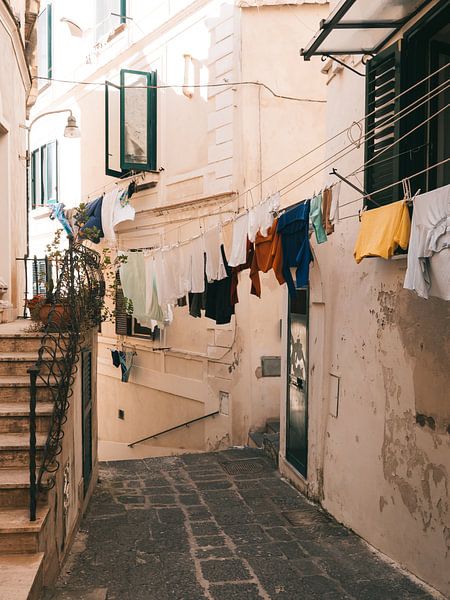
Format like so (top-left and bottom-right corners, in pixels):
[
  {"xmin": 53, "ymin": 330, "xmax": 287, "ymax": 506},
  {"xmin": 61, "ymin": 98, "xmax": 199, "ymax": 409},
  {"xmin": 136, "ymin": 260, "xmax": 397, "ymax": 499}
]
[
  {"xmin": 358, "ymin": 206, "xmax": 368, "ymax": 222},
  {"xmin": 402, "ymin": 178, "xmax": 412, "ymax": 205}
]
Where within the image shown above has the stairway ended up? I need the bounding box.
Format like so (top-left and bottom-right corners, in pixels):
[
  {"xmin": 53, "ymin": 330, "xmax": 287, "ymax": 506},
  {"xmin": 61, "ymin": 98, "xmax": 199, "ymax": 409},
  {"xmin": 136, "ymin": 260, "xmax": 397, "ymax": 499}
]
[
  {"xmin": 249, "ymin": 418, "xmax": 280, "ymax": 466},
  {"xmin": 0, "ymin": 328, "xmax": 51, "ymax": 600}
]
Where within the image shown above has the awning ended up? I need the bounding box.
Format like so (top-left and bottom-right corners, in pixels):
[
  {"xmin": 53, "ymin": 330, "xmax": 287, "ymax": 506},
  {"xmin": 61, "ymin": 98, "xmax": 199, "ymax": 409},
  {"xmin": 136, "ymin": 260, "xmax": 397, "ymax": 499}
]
[{"xmin": 301, "ymin": 0, "xmax": 432, "ymax": 60}]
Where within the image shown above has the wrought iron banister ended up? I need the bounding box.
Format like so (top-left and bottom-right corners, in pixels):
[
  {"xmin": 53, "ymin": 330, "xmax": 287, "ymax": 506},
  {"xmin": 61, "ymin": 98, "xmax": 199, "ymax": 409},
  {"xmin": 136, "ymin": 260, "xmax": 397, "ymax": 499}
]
[
  {"xmin": 28, "ymin": 239, "xmax": 104, "ymax": 520},
  {"xmin": 128, "ymin": 411, "xmax": 220, "ymax": 448}
]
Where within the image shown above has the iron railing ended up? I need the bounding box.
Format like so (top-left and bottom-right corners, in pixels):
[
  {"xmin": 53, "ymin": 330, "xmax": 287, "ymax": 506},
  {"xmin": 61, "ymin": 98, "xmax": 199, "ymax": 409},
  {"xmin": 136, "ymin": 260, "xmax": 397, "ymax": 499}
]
[
  {"xmin": 128, "ymin": 411, "xmax": 220, "ymax": 448},
  {"xmin": 28, "ymin": 240, "xmax": 104, "ymax": 520}
]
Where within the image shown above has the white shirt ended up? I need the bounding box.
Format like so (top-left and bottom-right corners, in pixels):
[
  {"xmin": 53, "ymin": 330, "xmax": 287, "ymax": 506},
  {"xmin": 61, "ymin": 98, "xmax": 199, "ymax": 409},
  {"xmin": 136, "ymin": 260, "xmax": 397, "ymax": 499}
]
[
  {"xmin": 101, "ymin": 187, "xmax": 135, "ymax": 243},
  {"xmin": 404, "ymin": 184, "xmax": 450, "ymax": 300},
  {"xmin": 228, "ymin": 213, "xmax": 249, "ymax": 267},
  {"xmin": 204, "ymin": 226, "xmax": 227, "ymax": 282}
]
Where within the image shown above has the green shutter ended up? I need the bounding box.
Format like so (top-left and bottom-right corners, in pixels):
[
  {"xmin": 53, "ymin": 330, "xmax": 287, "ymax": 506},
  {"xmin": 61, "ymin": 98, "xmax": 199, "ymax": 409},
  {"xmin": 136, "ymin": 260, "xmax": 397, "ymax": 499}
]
[
  {"xmin": 120, "ymin": 69, "xmax": 157, "ymax": 172},
  {"xmin": 30, "ymin": 149, "xmax": 40, "ymax": 209},
  {"xmin": 115, "ymin": 272, "xmax": 132, "ymax": 335},
  {"xmin": 364, "ymin": 45, "xmax": 402, "ymax": 208},
  {"xmin": 47, "ymin": 3, "xmax": 52, "ymax": 79},
  {"xmin": 105, "ymin": 81, "xmax": 129, "ymax": 177},
  {"xmin": 46, "ymin": 140, "xmax": 58, "ymax": 204}
]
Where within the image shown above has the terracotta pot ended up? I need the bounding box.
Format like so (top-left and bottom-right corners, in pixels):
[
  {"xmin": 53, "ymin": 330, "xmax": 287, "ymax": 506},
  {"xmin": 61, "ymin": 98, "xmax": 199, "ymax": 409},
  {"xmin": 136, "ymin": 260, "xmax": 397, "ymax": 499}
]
[{"xmin": 39, "ymin": 303, "xmax": 71, "ymax": 329}]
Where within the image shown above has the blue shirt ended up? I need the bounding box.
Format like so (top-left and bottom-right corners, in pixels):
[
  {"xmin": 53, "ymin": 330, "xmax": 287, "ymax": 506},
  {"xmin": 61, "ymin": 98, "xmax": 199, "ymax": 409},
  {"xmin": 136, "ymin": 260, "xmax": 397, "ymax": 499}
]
[
  {"xmin": 277, "ymin": 201, "xmax": 312, "ymax": 297},
  {"xmin": 80, "ymin": 197, "xmax": 104, "ymax": 243}
]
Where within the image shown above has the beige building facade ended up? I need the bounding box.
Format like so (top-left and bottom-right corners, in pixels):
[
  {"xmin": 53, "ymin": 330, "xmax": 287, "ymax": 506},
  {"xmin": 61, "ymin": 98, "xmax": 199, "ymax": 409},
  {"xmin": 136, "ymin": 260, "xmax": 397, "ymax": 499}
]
[{"xmin": 29, "ymin": 0, "xmax": 328, "ymax": 459}]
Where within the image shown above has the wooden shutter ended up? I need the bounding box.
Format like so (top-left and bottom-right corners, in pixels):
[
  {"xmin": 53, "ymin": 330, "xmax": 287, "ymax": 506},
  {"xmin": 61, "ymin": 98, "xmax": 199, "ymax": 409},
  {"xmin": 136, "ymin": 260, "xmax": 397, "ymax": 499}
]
[
  {"xmin": 81, "ymin": 350, "xmax": 93, "ymax": 494},
  {"xmin": 115, "ymin": 271, "xmax": 132, "ymax": 335},
  {"xmin": 365, "ymin": 45, "xmax": 402, "ymax": 208}
]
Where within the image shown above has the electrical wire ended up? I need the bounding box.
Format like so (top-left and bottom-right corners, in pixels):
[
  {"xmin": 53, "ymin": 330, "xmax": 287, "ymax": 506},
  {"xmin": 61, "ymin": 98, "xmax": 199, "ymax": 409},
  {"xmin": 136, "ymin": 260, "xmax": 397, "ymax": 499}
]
[
  {"xmin": 33, "ymin": 76, "xmax": 326, "ymax": 103},
  {"xmin": 279, "ymin": 81, "xmax": 449, "ymax": 199},
  {"xmin": 80, "ymin": 62, "xmax": 448, "ymax": 207}
]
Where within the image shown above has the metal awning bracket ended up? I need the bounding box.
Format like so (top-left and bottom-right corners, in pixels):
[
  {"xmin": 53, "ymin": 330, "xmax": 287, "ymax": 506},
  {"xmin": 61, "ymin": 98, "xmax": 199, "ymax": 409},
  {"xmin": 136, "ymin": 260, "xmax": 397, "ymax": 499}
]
[{"xmin": 321, "ymin": 54, "xmax": 365, "ymax": 76}]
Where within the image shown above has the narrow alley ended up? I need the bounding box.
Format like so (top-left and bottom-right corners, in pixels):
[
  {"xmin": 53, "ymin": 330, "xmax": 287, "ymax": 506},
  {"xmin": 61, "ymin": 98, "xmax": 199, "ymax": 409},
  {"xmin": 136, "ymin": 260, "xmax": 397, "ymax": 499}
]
[{"xmin": 45, "ymin": 449, "xmax": 438, "ymax": 600}]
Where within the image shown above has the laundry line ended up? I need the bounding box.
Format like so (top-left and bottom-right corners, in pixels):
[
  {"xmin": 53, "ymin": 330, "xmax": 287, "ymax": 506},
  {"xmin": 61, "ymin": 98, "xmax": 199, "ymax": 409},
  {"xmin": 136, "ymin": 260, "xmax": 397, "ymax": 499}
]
[{"xmin": 60, "ymin": 62, "xmax": 449, "ymax": 211}]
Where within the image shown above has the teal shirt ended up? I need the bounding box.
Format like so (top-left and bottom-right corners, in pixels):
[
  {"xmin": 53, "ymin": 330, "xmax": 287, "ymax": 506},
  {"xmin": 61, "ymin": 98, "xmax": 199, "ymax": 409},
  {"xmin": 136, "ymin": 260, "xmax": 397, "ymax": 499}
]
[{"xmin": 310, "ymin": 193, "xmax": 327, "ymax": 244}]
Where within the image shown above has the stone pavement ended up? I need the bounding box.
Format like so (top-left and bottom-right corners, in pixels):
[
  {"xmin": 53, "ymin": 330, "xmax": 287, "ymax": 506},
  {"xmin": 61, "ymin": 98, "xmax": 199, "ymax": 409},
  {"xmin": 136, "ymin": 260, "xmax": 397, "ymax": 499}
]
[{"xmin": 46, "ymin": 449, "xmax": 440, "ymax": 600}]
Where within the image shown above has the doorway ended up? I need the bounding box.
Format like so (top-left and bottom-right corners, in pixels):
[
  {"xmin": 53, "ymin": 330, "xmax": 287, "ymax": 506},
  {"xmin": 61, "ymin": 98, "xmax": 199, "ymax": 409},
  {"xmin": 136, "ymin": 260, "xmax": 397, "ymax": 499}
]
[{"xmin": 286, "ymin": 288, "xmax": 309, "ymax": 477}]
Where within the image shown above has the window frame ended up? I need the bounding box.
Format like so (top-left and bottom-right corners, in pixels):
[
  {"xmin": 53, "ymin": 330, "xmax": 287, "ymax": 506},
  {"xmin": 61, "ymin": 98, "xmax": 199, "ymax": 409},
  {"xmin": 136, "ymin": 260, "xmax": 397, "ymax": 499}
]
[
  {"xmin": 105, "ymin": 69, "xmax": 157, "ymax": 178},
  {"xmin": 120, "ymin": 69, "xmax": 157, "ymax": 172},
  {"xmin": 30, "ymin": 140, "xmax": 58, "ymax": 209}
]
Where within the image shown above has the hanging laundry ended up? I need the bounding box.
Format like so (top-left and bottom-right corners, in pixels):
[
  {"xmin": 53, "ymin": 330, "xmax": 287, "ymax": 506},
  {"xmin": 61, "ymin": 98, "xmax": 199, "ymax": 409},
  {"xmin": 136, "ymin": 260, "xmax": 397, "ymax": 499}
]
[
  {"xmin": 404, "ymin": 184, "xmax": 450, "ymax": 300},
  {"xmin": 189, "ymin": 255, "xmax": 207, "ymax": 318},
  {"xmin": 119, "ymin": 251, "xmax": 153, "ymax": 328},
  {"xmin": 151, "ymin": 251, "xmax": 175, "ymax": 323},
  {"xmin": 49, "ymin": 203, "xmax": 73, "ymax": 237},
  {"xmin": 110, "ymin": 350, "xmax": 134, "ymax": 383},
  {"xmin": 247, "ymin": 192, "xmax": 280, "ymax": 243},
  {"xmin": 310, "ymin": 192, "xmax": 327, "ymax": 244},
  {"xmin": 222, "ymin": 221, "xmax": 233, "ymax": 257},
  {"xmin": 111, "ymin": 350, "xmax": 120, "ymax": 368},
  {"xmin": 277, "ymin": 201, "xmax": 312, "ymax": 298},
  {"xmin": 205, "ymin": 246, "xmax": 234, "ymax": 325},
  {"xmin": 228, "ymin": 213, "xmax": 249, "ymax": 267},
  {"xmin": 249, "ymin": 217, "xmax": 285, "ymax": 298},
  {"xmin": 354, "ymin": 200, "xmax": 411, "ymax": 264},
  {"xmin": 231, "ymin": 239, "xmax": 258, "ymax": 305},
  {"xmin": 181, "ymin": 236, "xmax": 205, "ymax": 294},
  {"xmin": 143, "ymin": 254, "xmax": 165, "ymax": 323},
  {"xmin": 101, "ymin": 187, "xmax": 135, "ymax": 243},
  {"xmin": 204, "ymin": 226, "xmax": 227, "ymax": 283},
  {"xmin": 78, "ymin": 196, "xmax": 104, "ymax": 243},
  {"xmin": 260, "ymin": 192, "xmax": 280, "ymax": 237},
  {"xmin": 321, "ymin": 187, "xmax": 334, "ymax": 235},
  {"xmin": 329, "ymin": 181, "xmax": 341, "ymax": 228}
]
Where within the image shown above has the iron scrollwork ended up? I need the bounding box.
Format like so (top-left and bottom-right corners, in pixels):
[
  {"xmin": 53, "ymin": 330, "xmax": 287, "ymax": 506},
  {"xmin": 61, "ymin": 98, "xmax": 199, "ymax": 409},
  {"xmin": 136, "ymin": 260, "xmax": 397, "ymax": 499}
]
[{"xmin": 28, "ymin": 240, "xmax": 104, "ymax": 519}]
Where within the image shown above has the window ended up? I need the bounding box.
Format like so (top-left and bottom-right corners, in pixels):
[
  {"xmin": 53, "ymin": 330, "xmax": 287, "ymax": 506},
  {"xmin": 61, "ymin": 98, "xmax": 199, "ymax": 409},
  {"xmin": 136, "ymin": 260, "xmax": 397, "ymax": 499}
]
[
  {"xmin": 115, "ymin": 272, "xmax": 160, "ymax": 341},
  {"xmin": 95, "ymin": 0, "xmax": 127, "ymax": 42},
  {"xmin": 105, "ymin": 69, "xmax": 157, "ymax": 177},
  {"xmin": 365, "ymin": 3, "xmax": 449, "ymax": 208},
  {"xmin": 37, "ymin": 3, "xmax": 52, "ymax": 89},
  {"xmin": 30, "ymin": 141, "xmax": 58, "ymax": 209}
]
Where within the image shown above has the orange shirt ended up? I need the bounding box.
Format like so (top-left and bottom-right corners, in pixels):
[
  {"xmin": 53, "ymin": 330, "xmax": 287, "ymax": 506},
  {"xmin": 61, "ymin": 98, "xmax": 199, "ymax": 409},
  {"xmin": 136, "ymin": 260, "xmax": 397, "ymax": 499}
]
[{"xmin": 250, "ymin": 218, "xmax": 285, "ymax": 296}]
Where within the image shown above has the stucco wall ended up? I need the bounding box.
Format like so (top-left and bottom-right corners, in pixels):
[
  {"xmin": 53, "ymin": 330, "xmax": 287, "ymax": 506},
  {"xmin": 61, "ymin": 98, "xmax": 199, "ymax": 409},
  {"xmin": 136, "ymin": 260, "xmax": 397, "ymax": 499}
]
[
  {"xmin": 0, "ymin": 0, "xmax": 30, "ymax": 319},
  {"xmin": 278, "ymin": 3, "xmax": 450, "ymax": 593}
]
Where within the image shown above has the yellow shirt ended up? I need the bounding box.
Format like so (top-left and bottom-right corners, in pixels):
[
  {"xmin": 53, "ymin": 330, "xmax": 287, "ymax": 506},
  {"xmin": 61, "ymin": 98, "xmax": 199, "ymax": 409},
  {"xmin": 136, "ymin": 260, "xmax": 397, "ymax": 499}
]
[{"xmin": 354, "ymin": 200, "xmax": 411, "ymax": 264}]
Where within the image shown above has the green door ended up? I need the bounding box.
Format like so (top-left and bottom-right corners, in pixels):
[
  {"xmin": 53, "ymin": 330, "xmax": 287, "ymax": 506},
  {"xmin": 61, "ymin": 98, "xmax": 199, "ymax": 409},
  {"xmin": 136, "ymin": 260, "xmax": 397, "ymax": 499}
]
[{"xmin": 286, "ymin": 288, "xmax": 309, "ymax": 477}]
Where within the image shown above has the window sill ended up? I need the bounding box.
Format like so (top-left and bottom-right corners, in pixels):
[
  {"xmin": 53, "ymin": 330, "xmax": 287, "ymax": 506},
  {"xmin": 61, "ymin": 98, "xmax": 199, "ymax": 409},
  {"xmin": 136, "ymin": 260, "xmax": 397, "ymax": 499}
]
[{"xmin": 30, "ymin": 206, "xmax": 52, "ymax": 219}]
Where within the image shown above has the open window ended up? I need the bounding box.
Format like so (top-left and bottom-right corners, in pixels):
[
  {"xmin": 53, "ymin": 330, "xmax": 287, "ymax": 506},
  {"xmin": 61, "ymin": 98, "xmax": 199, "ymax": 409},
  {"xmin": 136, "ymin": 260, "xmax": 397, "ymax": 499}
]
[
  {"xmin": 37, "ymin": 3, "xmax": 52, "ymax": 89},
  {"xmin": 30, "ymin": 141, "xmax": 58, "ymax": 209},
  {"xmin": 364, "ymin": 2, "xmax": 450, "ymax": 208},
  {"xmin": 105, "ymin": 69, "xmax": 157, "ymax": 177}
]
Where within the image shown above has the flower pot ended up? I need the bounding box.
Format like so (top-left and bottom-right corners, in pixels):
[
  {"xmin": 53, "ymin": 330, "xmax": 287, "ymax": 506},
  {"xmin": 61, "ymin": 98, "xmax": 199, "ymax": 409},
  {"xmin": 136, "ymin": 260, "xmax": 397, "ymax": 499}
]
[{"xmin": 39, "ymin": 303, "xmax": 71, "ymax": 329}]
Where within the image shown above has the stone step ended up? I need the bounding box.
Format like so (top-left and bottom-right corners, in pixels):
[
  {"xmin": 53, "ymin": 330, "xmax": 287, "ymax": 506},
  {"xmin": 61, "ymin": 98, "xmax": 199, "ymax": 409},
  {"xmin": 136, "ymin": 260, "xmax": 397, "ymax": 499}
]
[
  {"xmin": 0, "ymin": 433, "xmax": 46, "ymax": 468},
  {"xmin": 0, "ymin": 506, "xmax": 49, "ymax": 554},
  {"xmin": 248, "ymin": 430, "xmax": 264, "ymax": 449},
  {"xmin": 0, "ymin": 403, "xmax": 53, "ymax": 434},
  {"xmin": 0, "ymin": 469, "xmax": 48, "ymax": 508},
  {"xmin": 0, "ymin": 353, "xmax": 64, "ymax": 377},
  {"xmin": 0, "ymin": 552, "xmax": 44, "ymax": 600},
  {"xmin": 0, "ymin": 333, "xmax": 44, "ymax": 354},
  {"xmin": 266, "ymin": 419, "xmax": 280, "ymax": 435},
  {"xmin": 0, "ymin": 376, "xmax": 56, "ymax": 403}
]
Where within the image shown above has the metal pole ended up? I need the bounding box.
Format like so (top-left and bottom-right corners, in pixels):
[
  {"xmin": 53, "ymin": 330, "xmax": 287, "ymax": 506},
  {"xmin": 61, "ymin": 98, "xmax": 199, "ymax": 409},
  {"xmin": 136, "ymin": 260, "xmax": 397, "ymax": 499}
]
[{"xmin": 28, "ymin": 366, "xmax": 40, "ymax": 521}]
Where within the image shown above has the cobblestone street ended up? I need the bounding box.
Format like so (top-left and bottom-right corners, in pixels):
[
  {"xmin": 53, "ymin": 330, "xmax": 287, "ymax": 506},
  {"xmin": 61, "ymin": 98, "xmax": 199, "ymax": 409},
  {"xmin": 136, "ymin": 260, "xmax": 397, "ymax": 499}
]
[{"xmin": 47, "ymin": 449, "xmax": 439, "ymax": 600}]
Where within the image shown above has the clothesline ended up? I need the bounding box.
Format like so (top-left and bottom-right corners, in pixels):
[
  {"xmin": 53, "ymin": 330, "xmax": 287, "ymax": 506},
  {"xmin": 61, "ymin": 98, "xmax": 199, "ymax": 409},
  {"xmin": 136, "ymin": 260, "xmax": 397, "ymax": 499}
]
[{"xmin": 78, "ymin": 62, "xmax": 448, "ymax": 211}]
